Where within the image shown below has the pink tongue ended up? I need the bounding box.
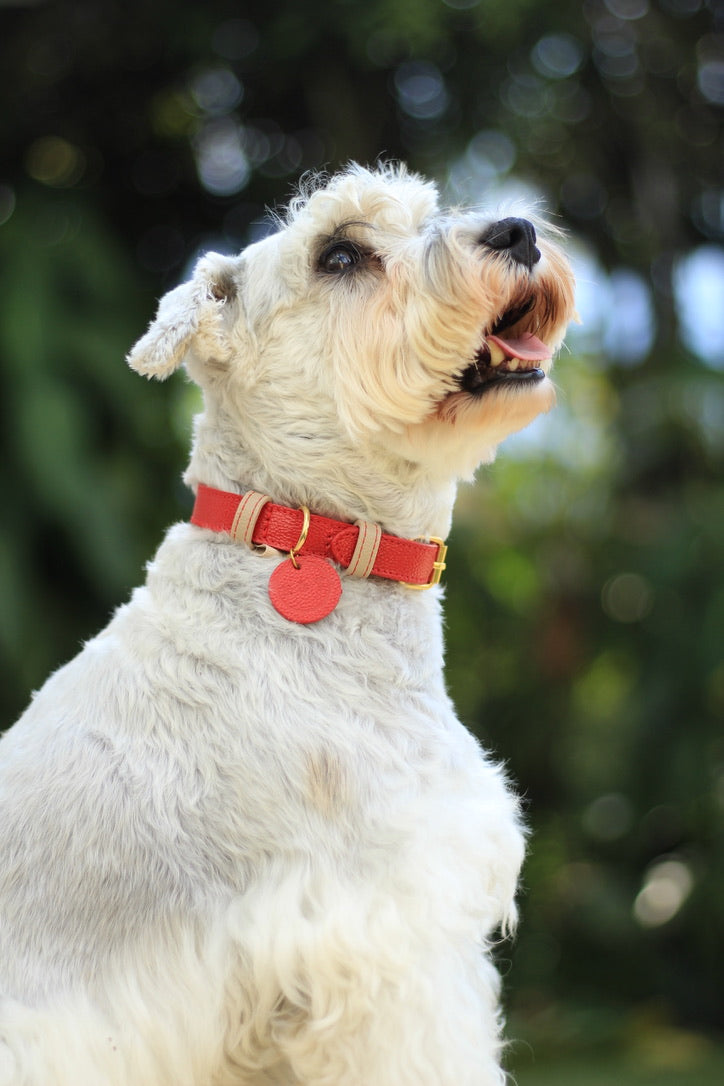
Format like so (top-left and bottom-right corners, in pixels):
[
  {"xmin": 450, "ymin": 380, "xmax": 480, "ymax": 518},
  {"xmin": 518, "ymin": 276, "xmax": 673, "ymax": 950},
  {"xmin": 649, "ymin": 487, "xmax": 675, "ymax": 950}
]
[{"xmin": 487, "ymin": 331, "xmax": 551, "ymax": 361}]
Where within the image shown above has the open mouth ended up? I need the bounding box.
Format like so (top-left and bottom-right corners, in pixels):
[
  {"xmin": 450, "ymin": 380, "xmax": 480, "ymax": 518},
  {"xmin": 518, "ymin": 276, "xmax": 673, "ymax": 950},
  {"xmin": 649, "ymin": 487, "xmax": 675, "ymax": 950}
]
[{"xmin": 458, "ymin": 297, "xmax": 552, "ymax": 396}]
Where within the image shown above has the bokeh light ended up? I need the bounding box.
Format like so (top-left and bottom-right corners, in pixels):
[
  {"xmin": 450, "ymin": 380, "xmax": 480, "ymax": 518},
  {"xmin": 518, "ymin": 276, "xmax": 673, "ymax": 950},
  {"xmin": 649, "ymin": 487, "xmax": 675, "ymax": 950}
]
[{"xmin": 634, "ymin": 858, "xmax": 694, "ymax": 927}]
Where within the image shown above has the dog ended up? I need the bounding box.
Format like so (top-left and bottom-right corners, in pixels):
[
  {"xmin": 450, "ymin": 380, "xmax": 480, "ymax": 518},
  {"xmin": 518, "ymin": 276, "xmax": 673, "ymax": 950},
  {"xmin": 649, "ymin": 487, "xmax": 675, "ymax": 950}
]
[{"xmin": 0, "ymin": 162, "xmax": 575, "ymax": 1085}]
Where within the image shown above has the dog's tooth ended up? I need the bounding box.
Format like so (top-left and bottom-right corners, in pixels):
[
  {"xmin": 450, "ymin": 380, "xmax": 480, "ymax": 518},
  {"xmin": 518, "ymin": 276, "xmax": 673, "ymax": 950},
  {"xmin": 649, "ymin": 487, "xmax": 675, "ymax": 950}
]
[
  {"xmin": 506, "ymin": 358, "xmax": 519, "ymax": 371},
  {"xmin": 488, "ymin": 341, "xmax": 506, "ymax": 367}
]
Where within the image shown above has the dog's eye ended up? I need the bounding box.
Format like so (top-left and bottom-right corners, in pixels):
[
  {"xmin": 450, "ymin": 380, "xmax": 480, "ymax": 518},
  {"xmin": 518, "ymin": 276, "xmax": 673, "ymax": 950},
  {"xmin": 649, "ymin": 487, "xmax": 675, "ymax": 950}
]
[{"xmin": 320, "ymin": 242, "xmax": 362, "ymax": 273}]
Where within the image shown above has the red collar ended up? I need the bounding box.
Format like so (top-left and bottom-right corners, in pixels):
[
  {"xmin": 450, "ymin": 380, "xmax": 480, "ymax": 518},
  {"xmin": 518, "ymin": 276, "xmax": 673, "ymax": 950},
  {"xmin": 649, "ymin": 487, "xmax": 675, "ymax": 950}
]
[{"xmin": 190, "ymin": 484, "xmax": 447, "ymax": 590}]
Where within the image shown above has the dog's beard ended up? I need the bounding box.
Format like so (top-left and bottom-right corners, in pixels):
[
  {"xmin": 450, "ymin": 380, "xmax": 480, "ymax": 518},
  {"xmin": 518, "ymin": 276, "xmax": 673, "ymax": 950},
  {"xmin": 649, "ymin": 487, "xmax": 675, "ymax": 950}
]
[{"xmin": 434, "ymin": 247, "xmax": 574, "ymax": 429}]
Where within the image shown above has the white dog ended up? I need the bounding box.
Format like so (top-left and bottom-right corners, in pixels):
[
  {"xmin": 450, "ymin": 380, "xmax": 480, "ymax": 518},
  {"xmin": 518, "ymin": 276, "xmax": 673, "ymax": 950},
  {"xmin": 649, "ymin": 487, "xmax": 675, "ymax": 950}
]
[{"xmin": 0, "ymin": 163, "xmax": 574, "ymax": 1085}]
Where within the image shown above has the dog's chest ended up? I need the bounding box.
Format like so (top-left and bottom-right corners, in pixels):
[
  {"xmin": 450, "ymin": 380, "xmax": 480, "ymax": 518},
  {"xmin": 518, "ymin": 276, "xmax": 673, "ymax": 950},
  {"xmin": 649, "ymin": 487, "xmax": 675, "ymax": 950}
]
[{"xmin": 99, "ymin": 529, "xmax": 493, "ymax": 868}]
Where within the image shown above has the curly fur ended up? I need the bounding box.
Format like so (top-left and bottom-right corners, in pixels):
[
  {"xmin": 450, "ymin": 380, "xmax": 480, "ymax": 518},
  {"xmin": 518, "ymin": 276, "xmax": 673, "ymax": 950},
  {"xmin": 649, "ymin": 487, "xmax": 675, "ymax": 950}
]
[{"xmin": 0, "ymin": 163, "xmax": 575, "ymax": 1085}]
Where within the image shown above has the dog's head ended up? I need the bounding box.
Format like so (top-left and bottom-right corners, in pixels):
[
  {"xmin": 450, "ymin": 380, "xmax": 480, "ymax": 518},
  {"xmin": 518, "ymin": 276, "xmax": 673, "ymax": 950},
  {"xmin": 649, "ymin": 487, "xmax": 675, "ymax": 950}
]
[{"xmin": 128, "ymin": 163, "xmax": 575, "ymax": 489}]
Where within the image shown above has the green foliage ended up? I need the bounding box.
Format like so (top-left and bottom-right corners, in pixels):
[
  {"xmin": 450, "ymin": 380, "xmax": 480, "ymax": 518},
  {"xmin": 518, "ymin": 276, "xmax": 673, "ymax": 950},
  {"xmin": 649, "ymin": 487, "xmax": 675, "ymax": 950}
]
[
  {"xmin": 0, "ymin": 193, "xmax": 190, "ymax": 699},
  {"xmin": 509, "ymin": 1044, "xmax": 724, "ymax": 1086}
]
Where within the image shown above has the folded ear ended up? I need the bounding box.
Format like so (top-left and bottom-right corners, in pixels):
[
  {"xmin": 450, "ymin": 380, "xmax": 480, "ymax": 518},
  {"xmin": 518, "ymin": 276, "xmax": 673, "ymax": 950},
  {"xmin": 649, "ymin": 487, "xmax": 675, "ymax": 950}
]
[{"xmin": 127, "ymin": 253, "xmax": 239, "ymax": 380}]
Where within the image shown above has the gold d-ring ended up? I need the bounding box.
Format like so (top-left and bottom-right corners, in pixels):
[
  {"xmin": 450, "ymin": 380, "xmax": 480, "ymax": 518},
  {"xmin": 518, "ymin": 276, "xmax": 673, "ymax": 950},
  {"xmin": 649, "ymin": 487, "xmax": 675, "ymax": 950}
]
[{"xmin": 289, "ymin": 505, "xmax": 311, "ymax": 568}]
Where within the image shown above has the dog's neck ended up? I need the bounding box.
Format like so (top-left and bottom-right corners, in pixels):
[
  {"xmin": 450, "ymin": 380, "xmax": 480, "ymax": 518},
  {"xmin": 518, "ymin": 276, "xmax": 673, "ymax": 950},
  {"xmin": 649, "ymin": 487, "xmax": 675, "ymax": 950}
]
[{"xmin": 184, "ymin": 409, "xmax": 459, "ymax": 542}]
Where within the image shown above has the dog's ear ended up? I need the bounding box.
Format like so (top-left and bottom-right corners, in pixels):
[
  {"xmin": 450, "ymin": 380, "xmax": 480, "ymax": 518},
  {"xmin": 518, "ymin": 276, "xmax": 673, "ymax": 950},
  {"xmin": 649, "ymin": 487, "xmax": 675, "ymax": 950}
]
[{"xmin": 127, "ymin": 253, "xmax": 238, "ymax": 380}]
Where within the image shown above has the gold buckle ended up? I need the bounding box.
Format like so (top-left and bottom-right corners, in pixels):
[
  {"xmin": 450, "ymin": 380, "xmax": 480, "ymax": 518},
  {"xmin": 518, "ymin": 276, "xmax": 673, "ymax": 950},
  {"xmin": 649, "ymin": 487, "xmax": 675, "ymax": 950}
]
[{"xmin": 403, "ymin": 537, "xmax": 448, "ymax": 590}]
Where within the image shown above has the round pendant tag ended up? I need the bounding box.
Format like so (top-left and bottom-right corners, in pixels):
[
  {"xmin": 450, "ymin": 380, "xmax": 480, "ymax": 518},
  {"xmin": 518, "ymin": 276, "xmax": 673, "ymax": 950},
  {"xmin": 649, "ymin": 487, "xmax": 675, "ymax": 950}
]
[{"xmin": 268, "ymin": 555, "xmax": 342, "ymax": 624}]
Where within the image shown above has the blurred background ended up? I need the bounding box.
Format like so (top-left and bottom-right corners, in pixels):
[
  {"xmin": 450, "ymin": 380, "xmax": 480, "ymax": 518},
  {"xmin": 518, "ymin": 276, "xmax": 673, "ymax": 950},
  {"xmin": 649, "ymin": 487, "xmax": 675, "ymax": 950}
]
[{"xmin": 0, "ymin": 0, "xmax": 722, "ymax": 1080}]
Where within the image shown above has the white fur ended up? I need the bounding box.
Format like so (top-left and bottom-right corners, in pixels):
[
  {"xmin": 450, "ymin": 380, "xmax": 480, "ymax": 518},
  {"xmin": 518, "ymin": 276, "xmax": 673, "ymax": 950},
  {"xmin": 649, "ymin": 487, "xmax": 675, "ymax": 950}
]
[{"xmin": 0, "ymin": 163, "xmax": 575, "ymax": 1085}]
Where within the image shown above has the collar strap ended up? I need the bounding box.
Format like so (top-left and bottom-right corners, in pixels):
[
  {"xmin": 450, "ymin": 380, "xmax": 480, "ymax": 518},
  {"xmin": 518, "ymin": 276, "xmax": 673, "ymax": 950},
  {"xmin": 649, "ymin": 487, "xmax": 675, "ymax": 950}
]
[{"xmin": 190, "ymin": 484, "xmax": 447, "ymax": 590}]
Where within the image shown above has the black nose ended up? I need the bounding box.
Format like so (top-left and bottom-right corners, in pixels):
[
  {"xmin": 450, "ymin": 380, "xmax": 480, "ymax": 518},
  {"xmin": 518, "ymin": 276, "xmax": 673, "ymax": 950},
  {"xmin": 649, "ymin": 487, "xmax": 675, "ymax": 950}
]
[{"xmin": 480, "ymin": 217, "xmax": 541, "ymax": 270}]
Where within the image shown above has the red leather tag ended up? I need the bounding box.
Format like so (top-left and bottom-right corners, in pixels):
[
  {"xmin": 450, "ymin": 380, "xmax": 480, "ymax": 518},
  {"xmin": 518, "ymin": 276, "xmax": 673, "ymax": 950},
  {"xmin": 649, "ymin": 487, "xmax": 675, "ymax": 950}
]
[{"xmin": 268, "ymin": 555, "xmax": 342, "ymax": 624}]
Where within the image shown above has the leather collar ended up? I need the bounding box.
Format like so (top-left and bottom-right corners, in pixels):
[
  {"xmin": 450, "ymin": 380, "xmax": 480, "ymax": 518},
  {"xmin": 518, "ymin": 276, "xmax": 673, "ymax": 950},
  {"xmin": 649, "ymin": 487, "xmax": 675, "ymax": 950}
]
[{"xmin": 190, "ymin": 484, "xmax": 447, "ymax": 590}]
